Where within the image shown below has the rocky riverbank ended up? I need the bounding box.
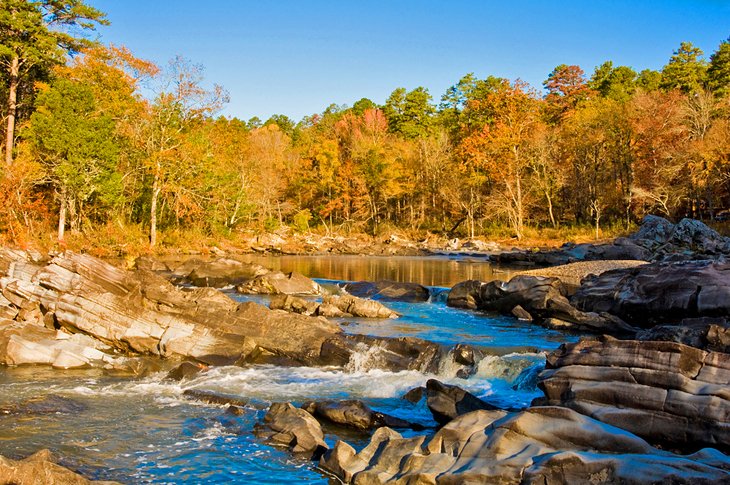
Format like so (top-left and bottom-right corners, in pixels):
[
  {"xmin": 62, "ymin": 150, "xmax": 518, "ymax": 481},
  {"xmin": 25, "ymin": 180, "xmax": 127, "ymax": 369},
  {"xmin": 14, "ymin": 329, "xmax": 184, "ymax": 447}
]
[{"xmin": 3, "ymin": 215, "xmax": 730, "ymax": 483}]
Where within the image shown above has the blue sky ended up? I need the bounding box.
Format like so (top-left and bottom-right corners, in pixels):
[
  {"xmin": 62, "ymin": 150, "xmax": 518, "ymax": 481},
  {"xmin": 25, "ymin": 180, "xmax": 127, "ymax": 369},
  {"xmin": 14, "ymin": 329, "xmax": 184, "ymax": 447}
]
[{"xmin": 90, "ymin": 0, "xmax": 729, "ymax": 122}]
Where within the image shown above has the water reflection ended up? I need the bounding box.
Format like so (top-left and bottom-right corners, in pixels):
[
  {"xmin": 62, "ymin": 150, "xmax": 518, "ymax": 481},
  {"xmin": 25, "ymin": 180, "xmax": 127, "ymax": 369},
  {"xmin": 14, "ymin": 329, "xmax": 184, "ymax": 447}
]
[{"xmin": 238, "ymin": 255, "xmax": 515, "ymax": 287}]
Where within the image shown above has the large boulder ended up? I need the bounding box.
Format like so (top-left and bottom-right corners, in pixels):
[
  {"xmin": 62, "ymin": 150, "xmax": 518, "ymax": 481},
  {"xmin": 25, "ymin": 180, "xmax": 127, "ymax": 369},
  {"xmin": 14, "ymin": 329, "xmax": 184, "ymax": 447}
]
[
  {"xmin": 343, "ymin": 280, "xmax": 430, "ymax": 303},
  {"xmin": 255, "ymin": 402, "xmax": 328, "ymax": 458},
  {"xmin": 0, "ymin": 449, "xmax": 121, "ymax": 484},
  {"xmin": 319, "ymin": 406, "xmax": 730, "ymax": 484},
  {"xmin": 537, "ymin": 337, "xmax": 730, "ymax": 452},
  {"xmin": 448, "ymin": 276, "xmax": 637, "ymax": 336},
  {"xmin": 425, "ymin": 379, "xmax": 501, "ymax": 425},
  {"xmin": 237, "ymin": 271, "xmax": 321, "ymax": 295},
  {"xmin": 572, "ymin": 260, "xmax": 730, "ymax": 326},
  {"xmin": 302, "ymin": 400, "xmax": 421, "ymax": 431}
]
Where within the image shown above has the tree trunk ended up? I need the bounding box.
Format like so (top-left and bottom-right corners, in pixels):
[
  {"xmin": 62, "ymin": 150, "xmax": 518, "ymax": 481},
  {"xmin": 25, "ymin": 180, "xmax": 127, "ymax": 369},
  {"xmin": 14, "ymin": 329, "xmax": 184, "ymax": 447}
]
[
  {"xmin": 5, "ymin": 56, "xmax": 20, "ymax": 167},
  {"xmin": 150, "ymin": 173, "xmax": 160, "ymax": 247},
  {"xmin": 58, "ymin": 192, "xmax": 67, "ymax": 241}
]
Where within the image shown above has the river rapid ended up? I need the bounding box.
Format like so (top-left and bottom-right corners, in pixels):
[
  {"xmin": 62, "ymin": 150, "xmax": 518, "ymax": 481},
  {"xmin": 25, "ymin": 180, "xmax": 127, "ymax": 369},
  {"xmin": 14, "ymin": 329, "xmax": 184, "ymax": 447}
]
[{"xmin": 0, "ymin": 255, "xmax": 580, "ymax": 483}]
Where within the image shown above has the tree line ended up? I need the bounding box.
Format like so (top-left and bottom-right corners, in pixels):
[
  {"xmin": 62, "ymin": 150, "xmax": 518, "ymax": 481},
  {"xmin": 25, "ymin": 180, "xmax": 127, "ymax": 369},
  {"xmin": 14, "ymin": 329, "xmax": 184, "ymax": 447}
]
[{"xmin": 1, "ymin": 0, "xmax": 729, "ymax": 248}]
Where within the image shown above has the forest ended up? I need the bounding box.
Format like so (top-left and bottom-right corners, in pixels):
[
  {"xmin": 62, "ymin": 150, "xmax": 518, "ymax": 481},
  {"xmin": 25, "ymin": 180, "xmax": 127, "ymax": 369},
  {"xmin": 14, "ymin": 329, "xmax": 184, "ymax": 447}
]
[{"xmin": 1, "ymin": 0, "xmax": 729, "ymax": 251}]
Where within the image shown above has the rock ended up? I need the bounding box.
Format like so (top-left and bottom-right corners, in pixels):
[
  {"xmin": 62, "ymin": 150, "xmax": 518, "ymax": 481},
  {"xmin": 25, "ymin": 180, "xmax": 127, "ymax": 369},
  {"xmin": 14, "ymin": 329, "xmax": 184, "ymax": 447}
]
[
  {"xmin": 511, "ymin": 304, "xmax": 532, "ymax": 320},
  {"xmin": 320, "ymin": 406, "xmax": 730, "ymax": 484},
  {"xmin": 636, "ymin": 318, "xmax": 730, "ymax": 352},
  {"xmin": 165, "ymin": 361, "xmax": 207, "ymax": 381},
  {"xmin": 237, "ymin": 271, "xmax": 321, "ymax": 295},
  {"xmin": 343, "ymin": 280, "xmax": 430, "ymax": 303},
  {"xmin": 401, "ymin": 386, "xmax": 426, "ymax": 404},
  {"xmin": 448, "ymin": 276, "xmax": 637, "ymax": 336},
  {"xmin": 256, "ymin": 402, "xmax": 328, "ymax": 457},
  {"xmin": 302, "ymin": 400, "xmax": 422, "ymax": 431},
  {"xmin": 182, "ymin": 258, "xmax": 268, "ymax": 288},
  {"xmin": 572, "ymin": 260, "xmax": 730, "ymax": 326},
  {"xmin": 318, "ymin": 335, "xmax": 444, "ymax": 374},
  {"xmin": 0, "ymin": 449, "xmax": 120, "ymax": 484},
  {"xmin": 320, "ymin": 294, "xmax": 399, "ymax": 319},
  {"xmin": 537, "ymin": 337, "xmax": 730, "ymax": 452},
  {"xmin": 182, "ymin": 389, "xmax": 248, "ymax": 407},
  {"xmin": 0, "ymin": 320, "xmax": 113, "ymax": 368},
  {"xmin": 0, "ymin": 251, "xmax": 343, "ymax": 367},
  {"xmin": 268, "ymin": 294, "xmax": 320, "ymax": 316},
  {"xmin": 0, "ymin": 394, "xmax": 87, "ymax": 416},
  {"xmin": 269, "ymin": 294, "xmax": 399, "ymax": 319},
  {"xmin": 425, "ymin": 379, "xmax": 500, "ymax": 425}
]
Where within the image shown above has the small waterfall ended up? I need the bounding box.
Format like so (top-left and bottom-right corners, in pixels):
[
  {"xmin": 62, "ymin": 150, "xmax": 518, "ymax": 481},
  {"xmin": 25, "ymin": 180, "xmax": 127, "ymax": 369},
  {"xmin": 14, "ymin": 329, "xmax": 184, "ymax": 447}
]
[
  {"xmin": 473, "ymin": 353, "xmax": 545, "ymax": 383},
  {"xmin": 345, "ymin": 342, "xmax": 388, "ymax": 373}
]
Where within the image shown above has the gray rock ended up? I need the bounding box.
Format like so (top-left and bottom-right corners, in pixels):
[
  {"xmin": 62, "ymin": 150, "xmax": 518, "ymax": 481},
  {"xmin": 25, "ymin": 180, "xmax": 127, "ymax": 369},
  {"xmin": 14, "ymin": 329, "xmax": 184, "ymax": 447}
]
[
  {"xmin": 320, "ymin": 406, "xmax": 730, "ymax": 484},
  {"xmin": 302, "ymin": 399, "xmax": 422, "ymax": 431},
  {"xmin": 537, "ymin": 337, "xmax": 730, "ymax": 452},
  {"xmin": 572, "ymin": 260, "xmax": 730, "ymax": 326},
  {"xmin": 425, "ymin": 379, "xmax": 499, "ymax": 425},
  {"xmin": 448, "ymin": 275, "xmax": 637, "ymax": 336}
]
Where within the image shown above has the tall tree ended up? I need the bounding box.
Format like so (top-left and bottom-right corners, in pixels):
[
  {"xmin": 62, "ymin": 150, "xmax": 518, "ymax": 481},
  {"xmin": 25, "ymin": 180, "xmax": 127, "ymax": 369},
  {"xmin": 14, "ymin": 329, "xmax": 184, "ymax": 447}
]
[
  {"xmin": 0, "ymin": 0, "xmax": 107, "ymax": 167},
  {"xmin": 707, "ymin": 37, "xmax": 730, "ymax": 97},
  {"xmin": 384, "ymin": 86, "xmax": 435, "ymax": 139},
  {"xmin": 137, "ymin": 57, "xmax": 228, "ymax": 246},
  {"xmin": 661, "ymin": 42, "xmax": 708, "ymax": 94},
  {"xmin": 28, "ymin": 78, "xmax": 119, "ymax": 240}
]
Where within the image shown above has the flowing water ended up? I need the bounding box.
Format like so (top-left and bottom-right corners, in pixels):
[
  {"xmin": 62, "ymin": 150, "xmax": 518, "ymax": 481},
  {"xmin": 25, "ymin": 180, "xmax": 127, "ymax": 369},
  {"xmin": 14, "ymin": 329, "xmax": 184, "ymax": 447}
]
[{"xmin": 0, "ymin": 255, "xmax": 580, "ymax": 484}]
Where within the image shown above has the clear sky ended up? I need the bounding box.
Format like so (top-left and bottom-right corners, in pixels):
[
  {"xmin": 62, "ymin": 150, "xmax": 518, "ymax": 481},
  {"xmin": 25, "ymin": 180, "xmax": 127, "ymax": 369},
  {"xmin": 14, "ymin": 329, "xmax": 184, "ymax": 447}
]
[{"xmin": 90, "ymin": 0, "xmax": 729, "ymax": 122}]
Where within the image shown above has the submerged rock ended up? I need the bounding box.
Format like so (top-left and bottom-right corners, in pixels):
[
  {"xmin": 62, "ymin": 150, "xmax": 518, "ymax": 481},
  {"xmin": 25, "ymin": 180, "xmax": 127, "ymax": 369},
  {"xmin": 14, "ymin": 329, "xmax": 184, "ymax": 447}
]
[
  {"xmin": 302, "ymin": 399, "xmax": 422, "ymax": 431},
  {"xmin": 182, "ymin": 389, "xmax": 248, "ymax": 407},
  {"xmin": 0, "ymin": 449, "xmax": 121, "ymax": 485},
  {"xmin": 425, "ymin": 379, "xmax": 500, "ymax": 425},
  {"xmin": 537, "ymin": 337, "xmax": 730, "ymax": 452},
  {"xmin": 255, "ymin": 402, "xmax": 328, "ymax": 458},
  {"xmin": 343, "ymin": 280, "xmax": 430, "ymax": 302},
  {"xmin": 237, "ymin": 271, "xmax": 321, "ymax": 295},
  {"xmin": 320, "ymin": 406, "xmax": 730, "ymax": 484},
  {"xmin": 0, "ymin": 394, "xmax": 87, "ymax": 416}
]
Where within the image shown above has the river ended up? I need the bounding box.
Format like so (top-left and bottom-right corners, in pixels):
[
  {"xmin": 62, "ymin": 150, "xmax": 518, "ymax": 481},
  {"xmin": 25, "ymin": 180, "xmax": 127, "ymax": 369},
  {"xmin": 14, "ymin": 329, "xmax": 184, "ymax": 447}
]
[{"xmin": 0, "ymin": 255, "xmax": 579, "ymax": 483}]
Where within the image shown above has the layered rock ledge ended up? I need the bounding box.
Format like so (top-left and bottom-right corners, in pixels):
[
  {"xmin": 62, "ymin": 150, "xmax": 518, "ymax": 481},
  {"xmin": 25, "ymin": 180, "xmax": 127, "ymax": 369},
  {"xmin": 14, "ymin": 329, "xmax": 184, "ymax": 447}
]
[{"xmin": 537, "ymin": 337, "xmax": 730, "ymax": 452}]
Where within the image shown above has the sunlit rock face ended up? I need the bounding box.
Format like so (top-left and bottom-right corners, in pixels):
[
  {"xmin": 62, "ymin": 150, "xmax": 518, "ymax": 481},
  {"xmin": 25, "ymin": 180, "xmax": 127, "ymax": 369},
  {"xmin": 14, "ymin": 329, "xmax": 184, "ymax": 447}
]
[
  {"xmin": 537, "ymin": 337, "xmax": 730, "ymax": 453},
  {"xmin": 320, "ymin": 406, "xmax": 730, "ymax": 484}
]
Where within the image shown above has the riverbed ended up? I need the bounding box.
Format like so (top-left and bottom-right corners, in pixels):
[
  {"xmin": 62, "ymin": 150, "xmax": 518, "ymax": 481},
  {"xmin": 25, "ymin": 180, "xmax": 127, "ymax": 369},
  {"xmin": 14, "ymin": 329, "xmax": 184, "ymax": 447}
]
[{"xmin": 0, "ymin": 255, "xmax": 580, "ymax": 483}]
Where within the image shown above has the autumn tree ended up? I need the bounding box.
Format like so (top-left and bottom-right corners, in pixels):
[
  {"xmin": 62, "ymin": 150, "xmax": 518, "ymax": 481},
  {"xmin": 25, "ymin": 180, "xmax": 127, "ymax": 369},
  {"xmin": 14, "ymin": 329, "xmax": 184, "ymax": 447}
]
[
  {"xmin": 543, "ymin": 64, "xmax": 592, "ymax": 122},
  {"xmin": 0, "ymin": 0, "xmax": 107, "ymax": 167},
  {"xmin": 461, "ymin": 80, "xmax": 542, "ymax": 239},
  {"xmin": 137, "ymin": 57, "xmax": 228, "ymax": 246}
]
